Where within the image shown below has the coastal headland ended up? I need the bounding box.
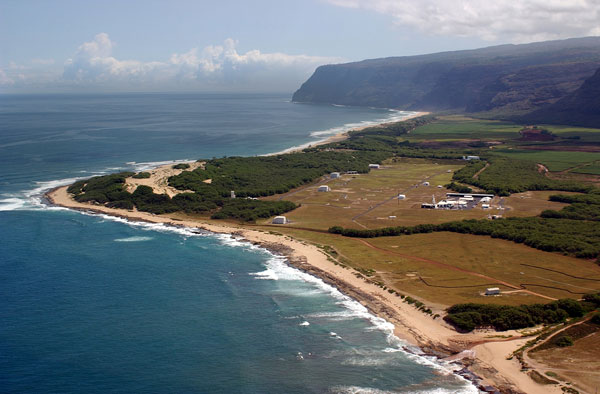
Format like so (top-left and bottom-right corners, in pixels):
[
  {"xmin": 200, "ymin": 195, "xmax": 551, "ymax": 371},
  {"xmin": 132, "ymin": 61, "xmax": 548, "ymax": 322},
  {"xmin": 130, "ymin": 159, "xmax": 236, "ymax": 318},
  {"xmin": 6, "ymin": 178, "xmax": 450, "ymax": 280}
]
[{"xmin": 46, "ymin": 114, "xmax": 600, "ymax": 394}]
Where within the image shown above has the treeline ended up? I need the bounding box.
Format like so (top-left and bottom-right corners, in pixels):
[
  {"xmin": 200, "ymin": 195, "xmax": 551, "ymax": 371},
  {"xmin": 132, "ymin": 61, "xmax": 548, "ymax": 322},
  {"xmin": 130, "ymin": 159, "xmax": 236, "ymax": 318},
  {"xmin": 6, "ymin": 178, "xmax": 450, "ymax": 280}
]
[
  {"xmin": 66, "ymin": 173, "xmax": 297, "ymax": 220},
  {"xmin": 542, "ymin": 192, "xmax": 600, "ymax": 221},
  {"xmin": 168, "ymin": 150, "xmax": 388, "ymax": 198},
  {"xmin": 452, "ymin": 157, "xmax": 591, "ymax": 196},
  {"xmin": 329, "ymin": 217, "xmax": 600, "ymax": 258},
  {"xmin": 211, "ymin": 200, "xmax": 297, "ymax": 221},
  {"xmin": 444, "ymin": 297, "xmax": 595, "ymax": 332}
]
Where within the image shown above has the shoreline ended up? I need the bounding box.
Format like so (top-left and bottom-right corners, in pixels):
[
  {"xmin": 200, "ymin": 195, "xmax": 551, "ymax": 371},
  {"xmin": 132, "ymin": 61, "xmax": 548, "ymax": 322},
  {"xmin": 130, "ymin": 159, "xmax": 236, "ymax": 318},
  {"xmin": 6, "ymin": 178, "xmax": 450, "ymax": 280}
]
[
  {"xmin": 269, "ymin": 111, "xmax": 428, "ymax": 155},
  {"xmin": 45, "ymin": 184, "xmax": 560, "ymax": 394}
]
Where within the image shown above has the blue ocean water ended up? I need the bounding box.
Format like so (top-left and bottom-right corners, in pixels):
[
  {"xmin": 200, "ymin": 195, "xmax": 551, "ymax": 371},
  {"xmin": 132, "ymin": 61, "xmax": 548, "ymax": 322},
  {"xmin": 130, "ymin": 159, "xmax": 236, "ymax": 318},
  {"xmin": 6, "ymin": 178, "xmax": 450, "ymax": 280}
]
[{"xmin": 0, "ymin": 93, "xmax": 476, "ymax": 393}]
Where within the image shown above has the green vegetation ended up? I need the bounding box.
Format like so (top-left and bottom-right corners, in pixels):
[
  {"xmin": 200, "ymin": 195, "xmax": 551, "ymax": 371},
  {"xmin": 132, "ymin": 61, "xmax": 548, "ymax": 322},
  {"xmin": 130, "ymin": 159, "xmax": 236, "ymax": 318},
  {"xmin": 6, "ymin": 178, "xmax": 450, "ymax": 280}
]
[
  {"xmin": 591, "ymin": 313, "xmax": 600, "ymax": 325},
  {"xmin": 555, "ymin": 336, "xmax": 574, "ymax": 347},
  {"xmin": 131, "ymin": 172, "xmax": 151, "ymax": 179},
  {"xmin": 211, "ymin": 200, "xmax": 297, "ymax": 222},
  {"xmin": 492, "ymin": 149, "xmax": 600, "ymax": 172},
  {"xmin": 444, "ymin": 298, "xmax": 585, "ymax": 332},
  {"xmin": 172, "ymin": 163, "xmax": 190, "ymax": 170},
  {"xmin": 571, "ymin": 163, "xmax": 600, "ymax": 175},
  {"xmin": 452, "ymin": 157, "xmax": 590, "ymax": 196},
  {"xmin": 168, "ymin": 150, "xmax": 388, "ymax": 198},
  {"xmin": 67, "ymin": 172, "xmax": 295, "ymax": 220},
  {"xmin": 409, "ymin": 117, "xmax": 521, "ymax": 140},
  {"xmin": 543, "ymin": 192, "xmax": 600, "ymax": 221},
  {"xmin": 444, "ymin": 182, "xmax": 473, "ymax": 193}
]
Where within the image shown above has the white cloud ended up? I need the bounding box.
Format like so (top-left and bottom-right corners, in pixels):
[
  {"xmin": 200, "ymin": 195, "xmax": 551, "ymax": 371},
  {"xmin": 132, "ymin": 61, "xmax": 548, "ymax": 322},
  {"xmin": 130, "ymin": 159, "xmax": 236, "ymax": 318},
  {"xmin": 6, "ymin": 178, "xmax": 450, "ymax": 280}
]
[
  {"xmin": 0, "ymin": 68, "xmax": 15, "ymax": 86},
  {"xmin": 59, "ymin": 33, "xmax": 340, "ymax": 91},
  {"xmin": 327, "ymin": 0, "xmax": 600, "ymax": 42},
  {"xmin": 31, "ymin": 58, "xmax": 55, "ymax": 65}
]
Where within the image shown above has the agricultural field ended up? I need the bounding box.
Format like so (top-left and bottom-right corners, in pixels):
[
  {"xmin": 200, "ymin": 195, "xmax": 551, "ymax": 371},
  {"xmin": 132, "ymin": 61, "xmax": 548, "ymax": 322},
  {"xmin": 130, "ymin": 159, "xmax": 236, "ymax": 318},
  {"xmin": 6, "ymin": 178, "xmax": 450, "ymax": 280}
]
[
  {"xmin": 491, "ymin": 148, "xmax": 600, "ymax": 172},
  {"xmin": 407, "ymin": 115, "xmax": 522, "ymax": 141},
  {"xmin": 571, "ymin": 161, "xmax": 600, "ymax": 175},
  {"xmin": 541, "ymin": 124, "xmax": 600, "ymax": 142}
]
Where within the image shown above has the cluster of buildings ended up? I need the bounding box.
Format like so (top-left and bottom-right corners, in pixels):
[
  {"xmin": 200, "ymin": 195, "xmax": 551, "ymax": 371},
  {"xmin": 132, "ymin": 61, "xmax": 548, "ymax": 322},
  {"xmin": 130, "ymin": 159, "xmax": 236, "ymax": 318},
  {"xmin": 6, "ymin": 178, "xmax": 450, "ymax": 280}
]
[{"xmin": 421, "ymin": 193, "xmax": 494, "ymax": 210}]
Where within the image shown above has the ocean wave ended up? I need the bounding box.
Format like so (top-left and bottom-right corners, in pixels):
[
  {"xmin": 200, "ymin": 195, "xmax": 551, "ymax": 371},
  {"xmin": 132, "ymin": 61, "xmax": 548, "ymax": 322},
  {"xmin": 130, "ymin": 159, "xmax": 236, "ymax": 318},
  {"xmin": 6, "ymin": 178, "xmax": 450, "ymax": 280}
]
[
  {"xmin": 269, "ymin": 110, "xmax": 419, "ymax": 155},
  {"xmin": 125, "ymin": 159, "xmax": 194, "ymax": 172},
  {"xmin": 331, "ymin": 386, "xmax": 477, "ymax": 394},
  {"xmin": 0, "ymin": 176, "xmax": 87, "ymax": 212},
  {"xmin": 114, "ymin": 236, "xmax": 154, "ymax": 242}
]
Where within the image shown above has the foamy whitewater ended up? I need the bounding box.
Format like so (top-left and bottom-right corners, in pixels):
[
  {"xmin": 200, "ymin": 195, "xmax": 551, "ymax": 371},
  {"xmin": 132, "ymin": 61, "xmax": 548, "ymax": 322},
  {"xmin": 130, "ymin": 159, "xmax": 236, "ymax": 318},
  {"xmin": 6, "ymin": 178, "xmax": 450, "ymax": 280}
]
[{"xmin": 0, "ymin": 93, "xmax": 477, "ymax": 393}]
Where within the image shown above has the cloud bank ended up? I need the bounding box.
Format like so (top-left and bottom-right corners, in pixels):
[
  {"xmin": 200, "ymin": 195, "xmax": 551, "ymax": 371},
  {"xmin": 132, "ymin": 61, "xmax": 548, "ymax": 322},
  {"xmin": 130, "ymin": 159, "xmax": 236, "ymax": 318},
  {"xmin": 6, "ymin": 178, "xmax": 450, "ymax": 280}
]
[
  {"xmin": 328, "ymin": 0, "xmax": 600, "ymax": 42},
  {"xmin": 2, "ymin": 33, "xmax": 341, "ymax": 92}
]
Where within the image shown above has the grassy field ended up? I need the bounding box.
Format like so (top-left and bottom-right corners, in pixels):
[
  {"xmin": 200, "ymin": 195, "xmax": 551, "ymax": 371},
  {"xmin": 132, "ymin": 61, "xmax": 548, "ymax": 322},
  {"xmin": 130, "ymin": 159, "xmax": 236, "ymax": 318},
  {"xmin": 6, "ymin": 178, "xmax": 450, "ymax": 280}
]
[
  {"xmin": 541, "ymin": 124, "xmax": 600, "ymax": 142},
  {"xmin": 407, "ymin": 115, "xmax": 522, "ymax": 141},
  {"xmin": 571, "ymin": 161, "xmax": 600, "ymax": 175},
  {"xmin": 491, "ymin": 149, "xmax": 600, "ymax": 172},
  {"xmin": 258, "ymin": 226, "xmax": 600, "ymax": 308},
  {"xmin": 529, "ymin": 324, "xmax": 600, "ymax": 393},
  {"xmin": 261, "ymin": 159, "xmax": 571, "ymax": 229}
]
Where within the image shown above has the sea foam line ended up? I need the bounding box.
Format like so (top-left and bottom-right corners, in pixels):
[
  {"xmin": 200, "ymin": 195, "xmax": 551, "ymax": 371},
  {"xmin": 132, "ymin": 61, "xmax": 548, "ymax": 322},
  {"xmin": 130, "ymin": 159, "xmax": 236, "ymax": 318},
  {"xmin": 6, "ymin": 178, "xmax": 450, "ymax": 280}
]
[
  {"xmin": 269, "ymin": 110, "xmax": 419, "ymax": 155},
  {"xmin": 0, "ymin": 159, "xmax": 194, "ymax": 212},
  {"xmin": 247, "ymin": 253, "xmax": 477, "ymax": 392}
]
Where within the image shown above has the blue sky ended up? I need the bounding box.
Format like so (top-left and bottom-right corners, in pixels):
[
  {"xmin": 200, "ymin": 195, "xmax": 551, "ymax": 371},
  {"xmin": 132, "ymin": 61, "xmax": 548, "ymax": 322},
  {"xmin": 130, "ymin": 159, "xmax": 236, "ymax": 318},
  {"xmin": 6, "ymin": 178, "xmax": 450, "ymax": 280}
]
[{"xmin": 1, "ymin": 0, "xmax": 599, "ymax": 93}]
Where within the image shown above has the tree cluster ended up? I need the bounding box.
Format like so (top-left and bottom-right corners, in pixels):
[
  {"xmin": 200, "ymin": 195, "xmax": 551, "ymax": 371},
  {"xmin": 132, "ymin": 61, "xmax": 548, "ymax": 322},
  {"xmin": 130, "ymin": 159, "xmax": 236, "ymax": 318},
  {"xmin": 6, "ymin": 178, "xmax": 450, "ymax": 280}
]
[{"xmin": 444, "ymin": 298, "xmax": 585, "ymax": 332}]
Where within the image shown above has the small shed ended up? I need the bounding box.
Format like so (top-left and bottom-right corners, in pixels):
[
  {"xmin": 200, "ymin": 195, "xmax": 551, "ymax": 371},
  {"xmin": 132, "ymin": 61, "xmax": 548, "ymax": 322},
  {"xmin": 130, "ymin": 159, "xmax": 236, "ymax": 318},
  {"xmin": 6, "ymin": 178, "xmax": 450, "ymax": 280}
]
[
  {"xmin": 230, "ymin": 190, "xmax": 236, "ymax": 199},
  {"xmin": 330, "ymin": 172, "xmax": 340, "ymax": 179},
  {"xmin": 272, "ymin": 216, "xmax": 287, "ymax": 224},
  {"xmin": 368, "ymin": 164, "xmax": 380, "ymax": 169},
  {"xmin": 481, "ymin": 203, "xmax": 490, "ymax": 209},
  {"xmin": 422, "ymin": 181, "xmax": 430, "ymax": 186},
  {"xmin": 485, "ymin": 287, "xmax": 500, "ymax": 295},
  {"xmin": 397, "ymin": 194, "xmax": 406, "ymax": 200},
  {"xmin": 318, "ymin": 185, "xmax": 330, "ymax": 192}
]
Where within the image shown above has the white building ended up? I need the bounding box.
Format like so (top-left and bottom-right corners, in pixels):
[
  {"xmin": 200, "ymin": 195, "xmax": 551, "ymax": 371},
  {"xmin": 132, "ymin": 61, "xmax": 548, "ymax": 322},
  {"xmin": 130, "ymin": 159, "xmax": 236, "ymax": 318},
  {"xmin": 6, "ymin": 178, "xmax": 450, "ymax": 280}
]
[
  {"xmin": 463, "ymin": 155, "xmax": 481, "ymax": 160},
  {"xmin": 272, "ymin": 216, "xmax": 287, "ymax": 224},
  {"xmin": 230, "ymin": 190, "xmax": 236, "ymax": 199},
  {"xmin": 330, "ymin": 172, "xmax": 340, "ymax": 179},
  {"xmin": 397, "ymin": 194, "xmax": 406, "ymax": 200},
  {"xmin": 422, "ymin": 181, "xmax": 430, "ymax": 186},
  {"xmin": 481, "ymin": 204, "xmax": 490, "ymax": 209},
  {"xmin": 485, "ymin": 287, "xmax": 500, "ymax": 295},
  {"xmin": 318, "ymin": 185, "xmax": 330, "ymax": 192},
  {"xmin": 368, "ymin": 164, "xmax": 380, "ymax": 169}
]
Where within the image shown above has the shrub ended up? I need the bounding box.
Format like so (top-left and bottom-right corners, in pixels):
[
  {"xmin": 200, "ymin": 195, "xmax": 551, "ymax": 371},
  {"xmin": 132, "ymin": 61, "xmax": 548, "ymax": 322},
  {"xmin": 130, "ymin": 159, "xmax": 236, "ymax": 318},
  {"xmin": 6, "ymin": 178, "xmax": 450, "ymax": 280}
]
[
  {"xmin": 132, "ymin": 172, "xmax": 151, "ymax": 179},
  {"xmin": 555, "ymin": 336, "xmax": 574, "ymax": 347}
]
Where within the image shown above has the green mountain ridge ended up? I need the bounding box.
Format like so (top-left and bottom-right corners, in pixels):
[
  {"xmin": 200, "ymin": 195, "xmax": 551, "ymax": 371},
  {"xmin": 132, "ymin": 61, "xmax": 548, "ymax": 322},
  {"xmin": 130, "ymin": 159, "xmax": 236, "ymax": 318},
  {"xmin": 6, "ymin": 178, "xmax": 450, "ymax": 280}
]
[{"xmin": 292, "ymin": 37, "xmax": 600, "ymax": 126}]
